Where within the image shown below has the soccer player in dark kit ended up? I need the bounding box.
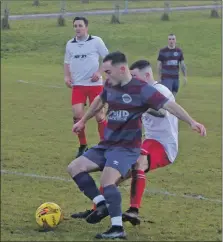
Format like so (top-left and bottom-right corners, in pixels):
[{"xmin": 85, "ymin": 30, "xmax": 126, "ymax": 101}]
[
  {"xmin": 157, "ymin": 34, "xmax": 187, "ymax": 96},
  {"xmin": 67, "ymin": 51, "xmax": 206, "ymax": 239}
]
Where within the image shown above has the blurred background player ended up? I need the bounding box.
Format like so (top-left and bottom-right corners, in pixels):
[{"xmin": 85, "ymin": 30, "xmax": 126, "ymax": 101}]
[
  {"xmin": 64, "ymin": 16, "xmax": 109, "ymax": 158},
  {"xmin": 68, "ymin": 52, "xmax": 206, "ymax": 239},
  {"xmin": 122, "ymin": 60, "xmax": 178, "ymax": 225},
  {"xmin": 157, "ymin": 34, "xmax": 187, "ymax": 96}
]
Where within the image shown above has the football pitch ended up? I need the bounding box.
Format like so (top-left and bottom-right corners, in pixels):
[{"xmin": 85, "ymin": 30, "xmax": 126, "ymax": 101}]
[{"xmin": 1, "ymin": 10, "xmax": 222, "ymax": 241}]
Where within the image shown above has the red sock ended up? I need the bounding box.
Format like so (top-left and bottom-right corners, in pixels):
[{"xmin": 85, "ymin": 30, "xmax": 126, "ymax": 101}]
[
  {"xmin": 130, "ymin": 170, "xmax": 146, "ymax": 209},
  {"xmin": 92, "ymin": 186, "xmax": 104, "ymax": 210},
  {"xmin": 97, "ymin": 120, "xmax": 107, "ymax": 141},
  {"xmin": 78, "ymin": 129, "xmax": 87, "ymax": 145}
]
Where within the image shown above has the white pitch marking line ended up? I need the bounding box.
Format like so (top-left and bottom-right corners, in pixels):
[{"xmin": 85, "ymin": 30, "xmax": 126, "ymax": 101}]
[
  {"xmin": 17, "ymin": 80, "xmax": 64, "ymax": 89},
  {"xmin": 1, "ymin": 169, "xmax": 221, "ymax": 204}
]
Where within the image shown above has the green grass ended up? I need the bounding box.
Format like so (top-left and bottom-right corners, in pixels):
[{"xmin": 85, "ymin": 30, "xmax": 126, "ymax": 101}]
[
  {"xmin": 1, "ymin": 0, "xmax": 221, "ymax": 15},
  {"xmin": 1, "ymin": 11, "xmax": 222, "ymax": 241}
]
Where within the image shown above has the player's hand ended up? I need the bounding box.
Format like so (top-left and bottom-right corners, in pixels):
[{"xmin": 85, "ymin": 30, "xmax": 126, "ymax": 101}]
[
  {"xmin": 72, "ymin": 120, "xmax": 85, "ymax": 134},
  {"xmin": 91, "ymin": 71, "xmax": 101, "ymax": 82},
  {"xmin": 183, "ymin": 77, "xmax": 187, "ymax": 86},
  {"xmin": 65, "ymin": 77, "xmax": 72, "ymax": 88},
  {"xmin": 190, "ymin": 121, "xmax": 207, "ymax": 136}
]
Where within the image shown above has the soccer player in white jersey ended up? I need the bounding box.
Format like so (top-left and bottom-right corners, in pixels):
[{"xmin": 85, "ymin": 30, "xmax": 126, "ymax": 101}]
[
  {"xmin": 64, "ymin": 17, "xmax": 109, "ymax": 158},
  {"xmin": 122, "ymin": 60, "xmax": 179, "ymax": 226}
]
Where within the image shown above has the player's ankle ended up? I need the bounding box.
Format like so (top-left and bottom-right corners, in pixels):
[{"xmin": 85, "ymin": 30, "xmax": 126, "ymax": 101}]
[
  {"xmin": 129, "ymin": 207, "xmax": 139, "ymax": 213},
  {"xmin": 112, "ymin": 225, "xmax": 124, "ymax": 231},
  {"xmin": 96, "ymin": 200, "xmax": 106, "ymax": 207},
  {"xmin": 93, "ymin": 195, "xmax": 105, "ymax": 207},
  {"xmin": 111, "ymin": 216, "xmax": 123, "ymax": 227}
]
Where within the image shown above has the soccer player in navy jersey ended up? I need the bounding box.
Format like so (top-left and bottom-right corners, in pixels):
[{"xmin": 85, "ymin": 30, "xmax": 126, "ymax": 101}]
[
  {"xmin": 67, "ymin": 51, "xmax": 206, "ymax": 239},
  {"xmin": 157, "ymin": 34, "xmax": 187, "ymax": 96}
]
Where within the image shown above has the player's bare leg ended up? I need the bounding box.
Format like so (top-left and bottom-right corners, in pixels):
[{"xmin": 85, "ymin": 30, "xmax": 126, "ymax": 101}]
[
  {"xmin": 72, "ymin": 103, "xmax": 88, "ymax": 158},
  {"xmin": 86, "ymin": 167, "xmax": 126, "ymax": 239},
  {"xmin": 122, "ymin": 155, "xmax": 148, "ymax": 226}
]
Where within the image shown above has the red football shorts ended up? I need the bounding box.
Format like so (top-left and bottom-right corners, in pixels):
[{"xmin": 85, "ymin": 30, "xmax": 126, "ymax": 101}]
[
  {"xmin": 140, "ymin": 139, "xmax": 171, "ymax": 172},
  {"xmin": 71, "ymin": 85, "xmax": 103, "ymax": 105}
]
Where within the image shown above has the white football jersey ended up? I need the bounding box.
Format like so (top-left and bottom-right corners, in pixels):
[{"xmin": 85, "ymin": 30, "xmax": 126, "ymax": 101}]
[
  {"xmin": 64, "ymin": 35, "xmax": 109, "ymax": 86},
  {"xmin": 142, "ymin": 82, "xmax": 178, "ymax": 163}
]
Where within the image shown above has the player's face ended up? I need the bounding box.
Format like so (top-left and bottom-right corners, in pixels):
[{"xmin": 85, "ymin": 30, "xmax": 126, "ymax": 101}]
[
  {"xmin": 73, "ymin": 20, "xmax": 88, "ymax": 38},
  {"xmin": 130, "ymin": 68, "xmax": 146, "ymax": 81},
  {"xmin": 102, "ymin": 61, "xmax": 123, "ymax": 86},
  {"xmin": 168, "ymin": 35, "xmax": 176, "ymax": 47}
]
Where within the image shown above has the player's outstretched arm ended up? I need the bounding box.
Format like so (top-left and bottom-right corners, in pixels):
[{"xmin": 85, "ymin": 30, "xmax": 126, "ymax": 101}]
[
  {"xmin": 82, "ymin": 95, "xmax": 105, "ymax": 123},
  {"xmin": 163, "ymin": 101, "xmax": 206, "ymax": 136}
]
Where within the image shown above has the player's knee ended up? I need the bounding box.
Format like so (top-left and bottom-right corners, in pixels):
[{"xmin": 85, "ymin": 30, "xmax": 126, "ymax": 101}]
[
  {"xmin": 73, "ymin": 115, "xmax": 84, "ymax": 123},
  {"xmin": 136, "ymin": 156, "xmax": 148, "ymax": 171},
  {"xmin": 67, "ymin": 160, "xmax": 78, "ymax": 177},
  {"xmin": 100, "ymin": 179, "xmax": 116, "ymax": 188},
  {"xmin": 67, "ymin": 159, "xmax": 87, "ymax": 177},
  {"xmin": 73, "ymin": 117, "xmax": 81, "ymax": 124},
  {"xmin": 72, "ymin": 106, "xmax": 84, "ymax": 120}
]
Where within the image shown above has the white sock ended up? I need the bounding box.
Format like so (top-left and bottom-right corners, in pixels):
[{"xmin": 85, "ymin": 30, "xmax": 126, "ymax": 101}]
[
  {"xmin": 111, "ymin": 216, "xmax": 123, "ymax": 227},
  {"xmin": 93, "ymin": 195, "xmax": 105, "ymax": 205}
]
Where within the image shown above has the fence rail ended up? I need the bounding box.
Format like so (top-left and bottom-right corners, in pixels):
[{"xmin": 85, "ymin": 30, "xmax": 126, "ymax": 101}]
[{"xmin": 8, "ymin": 5, "xmax": 222, "ymax": 20}]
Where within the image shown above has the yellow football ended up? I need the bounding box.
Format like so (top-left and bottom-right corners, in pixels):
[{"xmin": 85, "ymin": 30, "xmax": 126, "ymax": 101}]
[{"xmin": 35, "ymin": 202, "xmax": 63, "ymax": 229}]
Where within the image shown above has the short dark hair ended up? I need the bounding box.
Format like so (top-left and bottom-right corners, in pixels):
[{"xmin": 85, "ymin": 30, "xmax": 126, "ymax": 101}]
[
  {"xmin": 103, "ymin": 51, "xmax": 127, "ymax": 65},
  {"xmin": 73, "ymin": 17, "xmax": 88, "ymax": 26},
  {"xmin": 168, "ymin": 33, "xmax": 175, "ymax": 37},
  {"xmin": 130, "ymin": 60, "xmax": 151, "ymax": 70}
]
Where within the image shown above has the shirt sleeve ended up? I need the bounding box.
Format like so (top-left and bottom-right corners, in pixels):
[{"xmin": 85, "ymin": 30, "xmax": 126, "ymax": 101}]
[
  {"xmin": 141, "ymin": 84, "xmax": 169, "ymax": 110},
  {"xmin": 157, "ymin": 50, "xmax": 164, "ymax": 62},
  {"xmin": 96, "ymin": 37, "xmax": 109, "ymax": 58},
  {"xmin": 64, "ymin": 43, "xmax": 71, "ymax": 64}
]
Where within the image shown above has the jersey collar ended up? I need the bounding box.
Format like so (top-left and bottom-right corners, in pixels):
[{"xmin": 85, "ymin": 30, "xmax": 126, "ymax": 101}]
[{"xmin": 72, "ymin": 35, "xmax": 93, "ymax": 43}]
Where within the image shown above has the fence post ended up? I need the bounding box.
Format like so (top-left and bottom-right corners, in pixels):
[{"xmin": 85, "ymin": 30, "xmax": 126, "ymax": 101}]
[
  {"xmin": 161, "ymin": 1, "xmax": 170, "ymax": 21},
  {"xmin": 58, "ymin": 0, "xmax": 66, "ymax": 26},
  {"xmin": 1, "ymin": 0, "xmax": 10, "ymax": 30},
  {"xmin": 111, "ymin": 1, "xmax": 120, "ymax": 24},
  {"xmin": 124, "ymin": 0, "xmax": 128, "ymax": 13},
  {"xmin": 33, "ymin": 0, "xmax": 40, "ymax": 6},
  {"xmin": 210, "ymin": 0, "xmax": 219, "ymax": 18}
]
